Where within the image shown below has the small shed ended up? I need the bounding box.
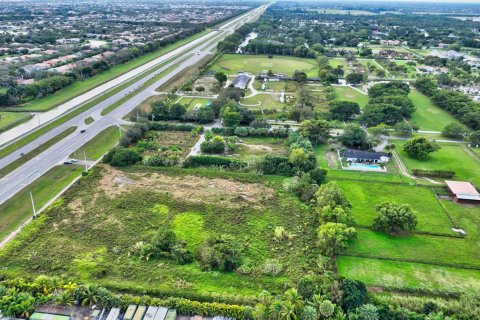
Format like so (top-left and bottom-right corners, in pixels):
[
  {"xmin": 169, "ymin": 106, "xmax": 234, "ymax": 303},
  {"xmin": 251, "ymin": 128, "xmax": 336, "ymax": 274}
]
[{"xmin": 445, "ymin": 180, "xmax": 480, "ymax": 204}]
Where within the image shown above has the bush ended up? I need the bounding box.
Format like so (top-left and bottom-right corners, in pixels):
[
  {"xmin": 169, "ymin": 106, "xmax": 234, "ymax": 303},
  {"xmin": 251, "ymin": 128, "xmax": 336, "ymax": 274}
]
[
  {"xmin": 197, "ymin": 235, "xmax": 242, "ymax": 272},
  {"xmin": 104, "ymin": 147, "xmax": 142, "ymax": 167},
  {"xmin": 149, "ymin": 122, "xmax": 199, "ymax": 132},
  {"xmin": 261, "ymin": 155, "xmax": 294, "ymax": 176},
  {"xmin": 403, "ymin": 137, "xmax": 440, "ymax": 160},
  {"xmin": 411, "ymin": 169, "xmax": 455, "ymax": 178},
  {"xmin": 340, "ymin": 278, "xmax": 369, "ymax": 311},
  {"xmin": 184, "ymin": 155, "xmax": 247, "ymax": 169},
  {"xmin": 200, "ymin": 136, "xmax": 226, "ymax": 154}
]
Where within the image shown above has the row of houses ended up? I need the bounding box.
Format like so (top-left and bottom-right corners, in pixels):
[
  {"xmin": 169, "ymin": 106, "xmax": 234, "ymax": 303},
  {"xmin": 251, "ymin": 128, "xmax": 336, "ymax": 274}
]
[{"xmin": 21, "ymin": 51, "xmax": 115, "ymax": 75}]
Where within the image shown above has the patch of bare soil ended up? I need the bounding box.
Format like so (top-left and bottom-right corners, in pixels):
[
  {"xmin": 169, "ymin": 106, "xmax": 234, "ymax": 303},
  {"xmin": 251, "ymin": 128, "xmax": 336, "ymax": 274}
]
[
  {"xmin": 237, "ymin": 143, "xmax": 273, "ymax": 152},
  {"xmin": 326, "ymin": 152, "xmax": 336, "ymax": 169},
  {"xmin": 97, "ymin": 166, "xmax": 276, "ymax": 209}
]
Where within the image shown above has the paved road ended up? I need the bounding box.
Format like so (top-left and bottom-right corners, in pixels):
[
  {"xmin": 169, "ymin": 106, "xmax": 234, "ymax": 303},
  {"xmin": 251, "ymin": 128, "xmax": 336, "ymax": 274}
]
[{"xmin": 0, "ymin": 5, "xmax": 267, "ymax": 205}]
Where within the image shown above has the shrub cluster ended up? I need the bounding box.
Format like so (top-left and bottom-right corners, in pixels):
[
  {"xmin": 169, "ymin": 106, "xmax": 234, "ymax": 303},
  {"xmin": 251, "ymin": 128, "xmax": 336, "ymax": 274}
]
[
  {"xmin": 412, "ymin": 169, "xmax": 456, "ymax": 178},
  {"xmin": 184, "ymin": 155, "xmax": 247, "ymax": 169},
  {"xmin": 212, "ymin": 126, "xmax": 289, "ymax": 138}
]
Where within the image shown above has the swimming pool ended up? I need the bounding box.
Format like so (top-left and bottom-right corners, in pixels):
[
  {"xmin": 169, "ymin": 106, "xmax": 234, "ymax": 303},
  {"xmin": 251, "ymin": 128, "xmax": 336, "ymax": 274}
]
[{"xmin": 346, "ymin": 163, "xmax": 386, "ymax": 172}]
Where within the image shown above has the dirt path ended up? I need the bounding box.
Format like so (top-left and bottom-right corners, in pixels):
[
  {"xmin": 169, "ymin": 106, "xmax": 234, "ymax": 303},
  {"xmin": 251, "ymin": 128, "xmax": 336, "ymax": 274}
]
[
  {"xmin": 393, "ymin": 151, "xmax": 441, "ymax": 184},
  {"xmin": 326, "ymin": 152, "xmax": 336, "ymax": 169},
  {"xmin": 187, "ymin": 119, "xmax": 222, "ymax": 157}
]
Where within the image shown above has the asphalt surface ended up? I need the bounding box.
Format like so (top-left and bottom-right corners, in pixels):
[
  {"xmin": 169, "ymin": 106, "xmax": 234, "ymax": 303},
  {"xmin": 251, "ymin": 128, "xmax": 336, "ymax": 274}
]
[{"xmin": 0, "ymin": 6, "xmax": 266, "ymax": 205}]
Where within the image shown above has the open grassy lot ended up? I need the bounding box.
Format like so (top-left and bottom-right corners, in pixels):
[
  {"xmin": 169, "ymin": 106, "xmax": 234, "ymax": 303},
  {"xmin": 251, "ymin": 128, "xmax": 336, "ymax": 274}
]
[
  {"xmin": 71, "ymin": 126, "xmax": 122, "ymax": 161},
  {"xmin": 328, "ymin": 169, "xmax": 404, "ymax": 183},
  {"xmin": 177, "ymin": 97, "xmax": 212, "ymax": 111},
  {"xmin": 0, "ymin": 112, "xmax": 32, "ymax": 133},
  {"xmin": 210, "ymin": 54, "xmax": 319, "ymax": 77},
  {"xmin": 394, "ymin": 141, "xmax": 480, "ymax": 185},
  {"xmin": 233, "ymin": 136, "xmax": 288, "ymax": 161},
  {"xmin": 4, "ymin": 31, "xmax": 209, "ymax": 112},
  {"xmin": 346, "ymin": 228, "xmax": 480, "ymax": 269},
  {"xmin": 0, "ymin": 165, "xmax": 83, "ymax": 242},
  {"xmin": 147, "ymin": 130, "xmax": 198, "ymax": 158},
  {"xmin": 333, "ymin": 86, "xmax": 369, "ymax": 108},
  {"xmin": 335, "ymin": 180, "xmax": 454, "ymax": 234},
  {"xmin": 0, "ymin": 166, "xmax": 317, "ymax": 299},
  {"xmin": 240, "ymin": 93, "xmax": 286, "ymax": 111},
  {"xmin": 409, "ymin": 90, "xmax": 459, "ymax": 131},
  {"xmin": 337, "ymin": 256, "xmax": 480, "ymax": 292}
]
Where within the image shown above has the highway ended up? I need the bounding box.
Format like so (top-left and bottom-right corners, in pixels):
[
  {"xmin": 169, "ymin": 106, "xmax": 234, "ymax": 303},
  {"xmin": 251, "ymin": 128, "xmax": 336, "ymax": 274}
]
[{"xmin": 0, "ymin": 5, "xmax": 266, "ymax": 205}]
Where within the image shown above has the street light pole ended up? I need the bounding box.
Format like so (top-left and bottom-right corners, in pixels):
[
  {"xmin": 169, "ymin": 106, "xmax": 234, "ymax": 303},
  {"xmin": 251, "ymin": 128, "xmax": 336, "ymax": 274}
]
[
  {"xmin": 30, "ymin": 191, "xmax": 37, "ymax": 219},
  {"xmin": 83, "ymin": 150, "xmax": 88, "ymax": 172}
]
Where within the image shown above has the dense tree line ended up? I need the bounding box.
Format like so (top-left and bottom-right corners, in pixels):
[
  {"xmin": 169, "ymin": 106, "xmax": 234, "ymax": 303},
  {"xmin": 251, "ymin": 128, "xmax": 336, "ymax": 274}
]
[{"xmin": 415, "ymin": 77, "xmax": 480, "ymax": 130}]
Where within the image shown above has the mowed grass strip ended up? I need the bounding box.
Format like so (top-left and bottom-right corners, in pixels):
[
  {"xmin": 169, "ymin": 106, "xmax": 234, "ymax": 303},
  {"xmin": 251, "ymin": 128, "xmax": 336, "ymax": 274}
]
[
  {"xmin": 337, "ymin": 256, "xmax": 480, "ymax": 292},
  {"xmin": 70, "ymin": 126, "xmax": 122, "ymax": 161},
  {"xmin": 210, "ymin": 54, "xmax": 319, "ymax": 77},
  {"xmin": 335, "ymin": 180, "xmax": 454, "ymax": 234},
  {"xmin": 0, "ymin": 112, "xmax": 33, "ymax": 133},
  {"xmin": 346, "ymin": 228, "xmax": 480, "ymax": 269},
  {"xmin": 4, "ymin": 30, "xmax": 210, "ymax": 112},
  {"xmin": 333, "ymin": 86, "xmax": 369, "ymax": 109},
  {"xmin": 0, "ymin": 126, "xmax": 77, "ymax": 179},
  {"xmin": 393, "ymin": 140, "xmax": 480, "ymax": 186},
  {"xmin": 409, "ymin": 90, "xmax": 459, "ymax": 131},
  {"xmin": 0, "ymin": 165, "xmax": 83, "ymax": 241}
]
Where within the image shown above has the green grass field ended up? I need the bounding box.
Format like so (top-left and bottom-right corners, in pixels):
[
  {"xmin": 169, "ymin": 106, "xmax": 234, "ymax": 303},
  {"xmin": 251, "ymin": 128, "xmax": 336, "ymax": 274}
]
[
  {"xmin": 240, "ymin": 93, "xmax": 285, "ymax": 110},
  {"xmin": 211, "ymin": 54, "xmax": 319, "ymax": 77},
  {"xmin": 338, "ymin": 256, "xmax": 480, "ymax": 292},
  {"xmin": 71, "ymin": 126, "xmax": 122, "ymax": 161},
  {"xmin": 394, "ymin": 141, "xmax": 480, "ymax": 185},
  {"xmin": 346, "ymin": 228, "xmax": 480, "ymax": 269},
  {"xmin": 0, "ymin": 112, "xmax": 32, "ymax": 133},
  {"xmin": 333, "ymin": 86, "xmax": 369, "ymax": 108},
  {"xmin": 409, "ymin": 90, "xmax": 459, "ymax": 131},
  {"xmin": 177, "ymin": 97, "xmax": 212, "ymax": 111},
  {"xmin": 4, "ymin": 31, "xmax": 209, "ymax": 112},
  {"xmin": 335, "ymin": 180, "xmax": 454, "ymax": 234},
  {"xmin": 0, "ymin": 165, "xmax": 83, "ymax": 241}
]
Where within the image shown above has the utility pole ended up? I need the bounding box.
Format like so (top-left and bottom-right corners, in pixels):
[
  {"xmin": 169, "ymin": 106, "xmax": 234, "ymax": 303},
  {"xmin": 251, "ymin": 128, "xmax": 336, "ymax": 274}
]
[
  {"xmin": 30, "ymin": 192, "xmax": 37, "ymax": 219},
  {"xmin": 83, "ymin": 150, "xmax": 88, "ymax": 172}
]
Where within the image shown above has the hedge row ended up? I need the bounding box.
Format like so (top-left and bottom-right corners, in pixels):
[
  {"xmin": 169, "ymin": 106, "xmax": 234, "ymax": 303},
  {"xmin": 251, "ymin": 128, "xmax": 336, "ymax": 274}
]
[
  {"xmin": 212, "ymin": 126, "xmax": 289, "ymax": 138},
  {"xmin": 149, "ymin": 122, "xmax": 202, "ymax": 132},
  {"xmin": 412, "ymin": 169, "xmax": 455, "ymax": 178},
  {"xmin": 184, "ymin": 155, "xmax": 247, "ymax": 169}
]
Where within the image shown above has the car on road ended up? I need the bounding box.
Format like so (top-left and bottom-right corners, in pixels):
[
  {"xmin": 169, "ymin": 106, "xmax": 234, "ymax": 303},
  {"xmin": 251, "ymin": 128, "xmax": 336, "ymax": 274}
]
[
  {"xmin": 63, "ymin": 161, "xmax": 73, "ymax": 165},
  {"xmin": 70, "ymin": 159, "xmax": 78, "ymax": 163},
  {"xmin": 80, "ymin": 129, "xmax": 86, "ymax": 133}
]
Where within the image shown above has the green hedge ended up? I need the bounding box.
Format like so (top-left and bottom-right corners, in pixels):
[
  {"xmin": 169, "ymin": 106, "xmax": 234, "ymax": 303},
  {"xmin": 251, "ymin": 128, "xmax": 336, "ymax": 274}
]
[
  {"xmin": 149, "ymin": 122, "xmax": 202, "ymax": 132},
  {"xmin": 184, "ymin": 155, "xmax": 247, "ymax": 169},
  {"xmin": 412, "ymin": 169, "xmax": 455, "ymax": 178}
]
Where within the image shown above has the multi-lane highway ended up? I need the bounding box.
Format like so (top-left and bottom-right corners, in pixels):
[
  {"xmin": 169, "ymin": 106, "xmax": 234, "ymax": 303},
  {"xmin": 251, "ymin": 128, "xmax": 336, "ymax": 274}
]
[{"xmin": 0, "ymin": 5, "xmax": 267, "ymax": 205}]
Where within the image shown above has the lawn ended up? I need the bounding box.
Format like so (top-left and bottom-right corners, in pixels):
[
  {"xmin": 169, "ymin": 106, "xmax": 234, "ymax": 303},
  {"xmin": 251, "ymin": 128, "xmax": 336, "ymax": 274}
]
[
  {"xmin": 0, "ymin": 166, "xmax": 317, "ymax": 300},
  {"xmin": 334, "ymin": 180, "xmax": 454, "ymax": 234},
  {"xmin": 394, "ymin": 141, "xmax": 480, "ymax": 185},
  {"xmin": 0, "ymin": 112, "xmax": 32, "ymax": 133},
  {"xmin": 333, "ymin": 86, "xmax": 369, "ymax": 108},
  {"xmin": 346, "ymin": 228, "xmax": 480, "ymax": 269},
  {"xmin": 240, "ymin": 93, "xmax": 286, "ymax": 110},
  {"xmin": 177, "ymin": 97, "xmax": 212, "ymax": 111},
  {"xmin": 211, "ymin": 54, "xmax": 319, "ymax": 77},
  {"xmin": 70, "ymin": 126, "xmax": 122, "ymax": 161},
  {"xmin": 337, "ymin": 256, "xmax": 480, "ymax": 292},
  {"xmin": 4, "ymin": 31, "xmax": 210, "ymax": 112},
  {"xmin": 409, "ymin": 90, "xmax": 459, "ymax": 131},
  {"xmin": 233, "ymin": 136, "xmax": 288, "ymax": 161},
  {"xmin": 0, "ymin": 165, "xmax": 83, "ymax": 242}
]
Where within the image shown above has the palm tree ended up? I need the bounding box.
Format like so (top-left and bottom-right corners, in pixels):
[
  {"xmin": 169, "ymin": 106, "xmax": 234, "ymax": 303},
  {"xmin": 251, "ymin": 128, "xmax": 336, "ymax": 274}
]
[
  {"xmin": 280, "ymin": 301, "xmax": 297, "ymax": 320},
  {"xmin": 80, "ymin": 284, "xmax": 102, "ymax": 306},
  {"xmin": 268, "ymin": 300, "xmax": 284, "ymax": 320},
  {"xmin": 302, "ymin": 306, "xmax": 317, "ymax": 320}
]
